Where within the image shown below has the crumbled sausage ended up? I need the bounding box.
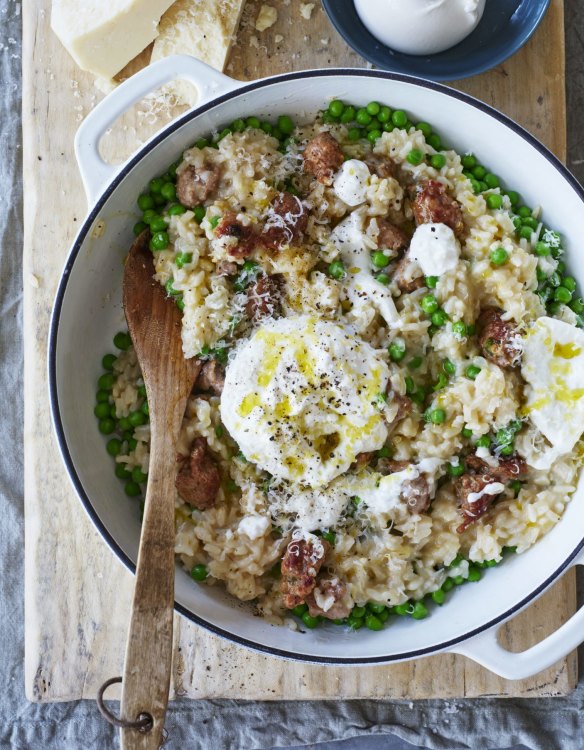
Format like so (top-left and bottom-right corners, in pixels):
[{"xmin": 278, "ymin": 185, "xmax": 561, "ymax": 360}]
[
  {"xmin": 216, "ymin": 212, "xmax": 257, "ymax": 258},
  {"xmin": 262, "ymin": 192, "xmax": 309, "ymax": 249},
  {"xmin": 280, "ymin": 538, "xmax": 330, "ymax": 609},
  {"xmin": 246, "ymin": 274, "xmax": 285, "ymax": 322},
  {"xmin": 363, "ymin": 153, "xmax": 397, "ymax": 179},
  {"xmin": 391, "ymin": 256, "xmax": 424, "ymax": 293},
  {"xmin": 377, "ymin": 219, "xmax": 410, "ymax": 255},
  {"xmin": 303, "ymin": 132, "xmax": 344, "ymax": 185},
  {"xmin": 384, "ymin": 392, "xmax": 413, "ymax": 429},
  {"xmin": 175, "ymin": 437, "xmax": 221, "ymax": 510},
  {"xmin": 455, "ymin": 473, "xmax": 502, "ymax": 533},
  {"xmin": 465, "ymin": 453, "xmax": 528, "ymax": 482},
  {"xmin": 352, "ymin": 451, "xmax": 375, "ymax": 470},
  {"xmin": 216, "ymin": 260, "xmax": 238, "ymax": 277},
  {"xmin": 477, "ymin": 307, "xmax": 520, "ymax": 368},
  {"xmin": 194, "ymin": 359, "xmax": 225, "ymax": 396},
  {"xmin": 306, "ymin": 577, "xmax": 352, "ymax": 620},
  {"xmin": 376, "ymin": 459, "xmax": 432, "ymax": 514},
  {"xmin": 176, "ymin": 163, "xmax": 221, "ymax": 208},
  {"xmin": 412, "ymin": 180, "xmax": 465, "ymax": 237}
]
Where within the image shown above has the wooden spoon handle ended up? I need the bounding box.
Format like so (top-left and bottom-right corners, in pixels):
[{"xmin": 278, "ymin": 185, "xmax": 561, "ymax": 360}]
[{"xmin": 119, "ymin": 427, "xmax": 179, "ymax": 750}]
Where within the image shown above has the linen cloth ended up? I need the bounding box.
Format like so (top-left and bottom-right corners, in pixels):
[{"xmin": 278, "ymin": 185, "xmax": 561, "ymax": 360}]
[{"xmin": 2, "ymin": 0, "xmax": 583, "ymax": 747}]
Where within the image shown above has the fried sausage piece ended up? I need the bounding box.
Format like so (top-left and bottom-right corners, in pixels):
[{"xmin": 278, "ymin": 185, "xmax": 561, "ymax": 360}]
[
  {"xmin": 376, "ymin": 459, "xmax": 432, "ymax": 514},
  {"xmin": 377, "ymin": 219, "xmax": 410, "ymax": 255},
  {"xmin": 246, "ymin": 274, "xmax": 285, "ymax": 322},
  {"xmin": 391, "ymin": 257, "xmax": 424, "ymax": 293},
  {"xmin": 455, "ymin": 473, "xmax": 503, "ymax": 533},
  {"xmin": 280, "ymin": 538, "xmax": 330, "ymax": 609},
  {"xmin": 352, "ymin": 451, "xmax": 375, "ymax": 471},
  {"xmin": 477, "ymin": 307, "xmax": 520, "ymax": 368},
  {"xmin": 176, "ymin": 164, "xmax": 221, "ymax": 208},
  {"xmin": 216, "ymin": 212, "xmax": 257, "ymax": 259},
  {"xmin": 262, "ymin": 192, "xmax": 309, "ymax": 249},
  {"xmin": 306, "ymin": 577, "xmax": 352, "ymax": 620},
  {"xmin": 464, "ymin": 453, "xmax": 527, "ymax": 481},
  {"xmin": 303, "ymin": 132, "xmax": 344, "ymax": 185},
  {"xmin": 412, "ymin": 179, "xmax": 465, "ymax": 237},
  {"xmin": 363, "ymin": 153, "xmax": 397, "ymax": 179},
  {"xmin": 175, "ymin": 437, "xmax": 221, "ymax": 510},
  {"xmin": 194, "ymin": 359, "xmax": 225, "ymax": 396}
]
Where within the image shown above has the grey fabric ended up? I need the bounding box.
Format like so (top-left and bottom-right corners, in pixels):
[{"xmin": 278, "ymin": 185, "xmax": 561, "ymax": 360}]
[{"xmin": 2, "ymin": 1, "xmax": 584, "ymax": 748}]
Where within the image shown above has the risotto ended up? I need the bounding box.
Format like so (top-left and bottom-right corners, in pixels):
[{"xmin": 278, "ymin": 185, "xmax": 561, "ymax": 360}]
[{"xmin": 94, "ymin": 99, "xmax": 584, "ymax": 632}]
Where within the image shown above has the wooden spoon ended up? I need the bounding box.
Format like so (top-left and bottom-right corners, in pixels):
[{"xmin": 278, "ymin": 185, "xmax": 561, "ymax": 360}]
[{"xmin": 120, "ymin": 231, "xmax": 200, "ymax": 749}]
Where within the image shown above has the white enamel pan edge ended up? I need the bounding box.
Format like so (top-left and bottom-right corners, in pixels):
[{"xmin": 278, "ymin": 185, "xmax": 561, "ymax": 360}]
[{"xmin": 49, "ymin": 55, "xmax": 584, "ymax": 679}]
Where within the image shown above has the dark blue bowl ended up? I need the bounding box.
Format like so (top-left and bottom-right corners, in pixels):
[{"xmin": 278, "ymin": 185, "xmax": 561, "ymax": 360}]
[{"xmin": 322, "ymin": 0, "xmax": 551, "ymax": 81}]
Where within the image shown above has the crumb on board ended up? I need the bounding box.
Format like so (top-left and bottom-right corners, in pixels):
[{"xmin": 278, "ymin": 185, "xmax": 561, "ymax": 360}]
[
  {"xmin": 255, "ymin": 4, "xmax": 278, "ymax": 31},
  {"xmin": 28, "ymin": 273, "xmax": 40, "ymax": 288},
  {"xmin": 275, "ymin": 34, "xmax": 283, "ymax": 43},
  {"xmin": 300, "ymin": 3, "xmax": 315, "ymax": 19}
]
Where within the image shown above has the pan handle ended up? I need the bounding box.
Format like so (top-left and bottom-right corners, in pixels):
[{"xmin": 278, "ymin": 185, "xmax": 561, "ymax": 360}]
[
  {"xmin": 451, "ymin": 549, "xmax": 584, "ymax": 680},
  {"xmin": 74, "ymin": 55, "xmax": 243, "ymax": 205}
]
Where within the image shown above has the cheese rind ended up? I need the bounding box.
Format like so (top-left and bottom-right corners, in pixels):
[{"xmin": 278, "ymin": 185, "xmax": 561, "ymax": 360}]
[{"xmin": 51, "ymin": 0, "xmax": 177, "ymax": 79}]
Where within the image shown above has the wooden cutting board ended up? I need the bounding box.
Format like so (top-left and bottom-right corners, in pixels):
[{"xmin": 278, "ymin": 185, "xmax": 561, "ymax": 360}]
[{"xmin": 23, "ymin": 0, "xmax": 577, "ymax": 702}]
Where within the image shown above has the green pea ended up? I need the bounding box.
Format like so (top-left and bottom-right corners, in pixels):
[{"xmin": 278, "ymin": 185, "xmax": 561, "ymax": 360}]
[
  {"xmin": 149, "ymin": 216, "xmax": 167, "ymax": 233},
  {"xmin": 374, "ymin": 273, "xmax": 390, "ymax": 285},
  {"xmin": 548, "ymin": 271, "xmax": 561, "ymax": 288},
  {"xmin": 328, "ymin": 260, "xmax": 346, "ymax": 280},
  {"xmin": 416, "ymin": 121, "xmax": 432, "ymax": 138},
  {"xmin": 96, "ymin": 389, "xmax": 110, "ymax": 404},
  {"xmin": 113, "ymin": 331, "xmax": 132, "ymax": 351},
  {"xmin": 150, "ymin": 231, "xmax": 169, "ymax": 251},
  {"xmin": 405, "ymin": 376, "xmax": 416, "ymax": 395},
  {"xmin": 389, "ymin": 341, "xmax": 406, "ymax": 362},
  {"xmin": 175, "ymin": 252, "xmax": 193, "ymax": 269},
  {"xmin": 425, "ymin": 276, "xmax": 438, "ymax": 289},
  {"xmin": 490, "ymin": 247, "xmax": 509, "ymax": 266},
  {"xmin": 534, "ymin": 241, "xmax": 550, "ymax": 257},
  {"xmin": 216, "ymin": 127, "xmax": 232, "ymax": 142},
  {"xmin": 462, "ymin": 427, "xmax": 473, "ymax": 438},
  {"xmin": 149, "ymin": 177, "xmax": 165, "ymax": 195},
  {"xmin": 137, "ymin": 193, "xmax": 155, "ymax": 211},
  {"xmin": 302, "ymin": 612, "xmax": 321, "ymax": 629},
  {"xmin": 391, "ymin": 109, "xmax": 407, "ymax": 128},
  {"xmin": 563, "ymin": 276, "xmax": 577, "ymax": 292},
  {"xmin": 114, "ymin": 463, "xmax": 131, "ymax": 480},
  {"xmin": 518, "ymin": 225, "xmax": 533, "ymax": 241},
  {"xmin": 131, "ymin": 466, "xmax": 148, "ymax": 484},
  {"xmin": 431, "ymin": 310, "xmax": 448, "ymax": 327},
  {"xmin": 447, "ymin": 461, "xmax": 465, "ymax": 477},
  {"xmin": 442, "ymin": 578, "xmax": 455, "ymax": 592},
  {"xmin": 453, "ymin": 575, "xmax": 465, "ymax": 585},
  {"xmin": 246, "ymin": 116, "xmax": 261, "ymax": 129},
  {"xmin": 98, "ymin": 418, "xmax": 115, "ymax": 435},
  {"xmin": 142, "ymin": 209, "xmax": 157, "ymax": 224},
  {"xmin": 478, "ymin": 180, "xmax": 489, "ymax": 193},
  {"xmin": 321, "ymin": 530, "xmax": 336, "ymax": 546},
  {"xmin": 355, "ymin": 108, "xmax": 372, "ymax": 126},
  {"xmin": 365, "ymin": 614, "xmax": 383, "ymax": 631},
  {"xmin": 461, "ymin": 154, "xmax": 477, "ymax": 169},
  {"xmin": 195, "ymin": 138, "xmax": 209, "ymax": 149},
  {"xmin": 425, "ymin": 408, "xmax": 446, "ymax": 424},
  {"xmin": 486, "ymin": 194, "xmax": 503, "ymax": 210},
  {"xmin": 167, "ymin": 203, "xmax": 186, "ymax": 219},
  {"xmin": 472, "ymin": 164, "xmax": 486, "ymax": 179},
  {"xmin": 411, "ymin": 601, "xmax": 428, "ymax": 620},
  {"xmin": 133, "ymin": 220, "xmax": 148, "ymax": 236},
  {"xmin": 367, "ymin": 130, "xmax": 382, "ymax": 144},
  {"xmin": 350, "ymin": 605, "xmax": 366, "ymax": 619},
  {"xmin": 141, "ymin": 401, "xmax": 149, "ymax": 416},
  {"xmin": 327, "ymin": 99, "xmax": 345, "ymax": 118},
  {"xmin": 469, "ymin": 178, "xmax": 481, "ymax": 195},
  {"xmin": 97, "ymin": 373, "xmax": 115, "ymax": 391},
  {"xmin": 408, "ymin": 356, "xmax": 423, "ymax": 370},
  {"xmin": 260, "ymin": 121, "xmax": 273, "ymax": 135},
  {"xmin": 554, "ymin": 286, "xmax": 573, "ymax": 304},
  {"xmin": 383, "ymin": 122, "xmax": 395, "ymax": 133},
  {"xmin": 372, "ymin": 250, "xmax": 390, "ymax": 268},
  {"xmin": 94, "ymin": 402, "xmax": 111, "ymax": 419},
  {"xmin": 209, "ymin": 215, "xmax": 221, "ymax": 230},
  {"xmin": 475, "ymin": 435, "xmax": 491, "ymax": 448},
  {"xmin": 452, "ymin": 321, "xmax": 467, "ymax": 338},
  {"xmin": 364, "ymin": 101, "xmax": 379, "ymax": 116},
  {"xmin": 347, "ymin": 127, "xmax": 361, "ymax": 141},
  {"xmin": 340, "ymin": 105, "xmax": 356, "ymax": 123},
  {"xmin": 129, "ymin": 410, "xmax": 147, "ymax": 427},
  {"xmin": 484, "ymin": 173, "xmax": 500, "ymax": 189},
  {"xmin": 117, "ymin": 417, "xmax": 131, "ymax": 432},
  {"xmin": 570, "ymin": 297, "xmax": 584, "ymax": 314},
  {"xmin": 191, "ymin": 564, "xmax": 208, "ymax": 581},
  {"xmin": 407, "ymin": 148, "xmax": 424, "ymax": 166},
  {"xmin": 431, "ymin": 589, "xmax": 446, "ymax": 605},
  {"xmin": 123, "ymin": 480, "xmax": 140, "ymax": 497},
  {"xmin": 467, "ymin": 566, "xmax": 482, "ymax": 582},
  {"xmin": 465, "ymin": 364, "xmax": 481, "ymax": 380},
  {"xmin": 277, "ymin": 115, "xmax": 294, "ymax": 135},
  {"xmin": 160, "ymin": 182, "xmax": 176, "ymax": 202},
  {"xmin": 292, "ymin": 603, "xmax": 308, "ymax": 616},
  {"xmin": 505, "ymin": 190, "xmax": 520, "ymax": 206},
  {"xmin": 420, "ymin": 294, "xmax": 438, "ymax": 314},
  {"xmin": 430, "ymin": 153, "xmax": 446, "ymax": 170},
  {"xmin": 394, "ymin": 602, "xmax": 412, "ymax": 616},
  {"xmin": 521, "ymin": 216, "xmax": 538, "ymax": 229},
  {"xmin": 433, "ymin": 373, "xmax": 448, "ymax": 391},
  {"xmin": 443, "ymin": 359, "xmax": 456, "ymax": 376},
  {"xmin": 101, "ymin": 354, "xmax": 116, "ymax": 371},
  {"xmin": 106, "ymin": 438, "xmax": 122, "ymax": 456}
]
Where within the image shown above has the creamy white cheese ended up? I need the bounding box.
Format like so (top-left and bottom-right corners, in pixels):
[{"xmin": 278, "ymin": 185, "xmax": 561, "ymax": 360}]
[
  {"xmin": 354, "ymin": 0, "xmax": 486, "ymax": 56},
  {"xmin": 329, "ymin": 210, "xmax": 399, "ymax": 326},
  {"xmin": 333, "ymin": 159, "xmax": 371, "ymax": 206},
  {"xmin": 408, "ymin": 223, "xmax": 460, "ymax": 276},
  {"xmin": 467, "ymin": 482, "xmax": 505, "ymax": 504},
  {"xmin": 521, "ymin": 316, "xmax": 584, "ymax": 465},
  {"xmin": 237, "ymin": 514, "xmax": 271, "ymax": 540},
  {"xmin": 221, "ymin": 315, "xmax": 390, "ymax": 488}
]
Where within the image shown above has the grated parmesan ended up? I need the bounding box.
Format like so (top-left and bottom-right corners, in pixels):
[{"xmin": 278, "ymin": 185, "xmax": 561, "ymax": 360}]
[{"xmin": 300, "ymin": 3, "xmax": 315, "ymax": 19}]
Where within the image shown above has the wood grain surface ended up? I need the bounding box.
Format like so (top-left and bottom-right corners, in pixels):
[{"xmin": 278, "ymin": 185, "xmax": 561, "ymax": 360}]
[{"xmin": 23, "ymin": 0, "xmax": 577, "ymax": 703}]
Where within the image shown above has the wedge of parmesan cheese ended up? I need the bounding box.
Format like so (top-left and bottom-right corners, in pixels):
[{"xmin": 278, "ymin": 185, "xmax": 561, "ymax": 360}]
[
  {"xmin": 151, "ymin": 0, "xmax": 247, "ymax": 105},
  {"xmin": 51, "ymin": 0, "xmax": 177, "ymax": 80}
]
